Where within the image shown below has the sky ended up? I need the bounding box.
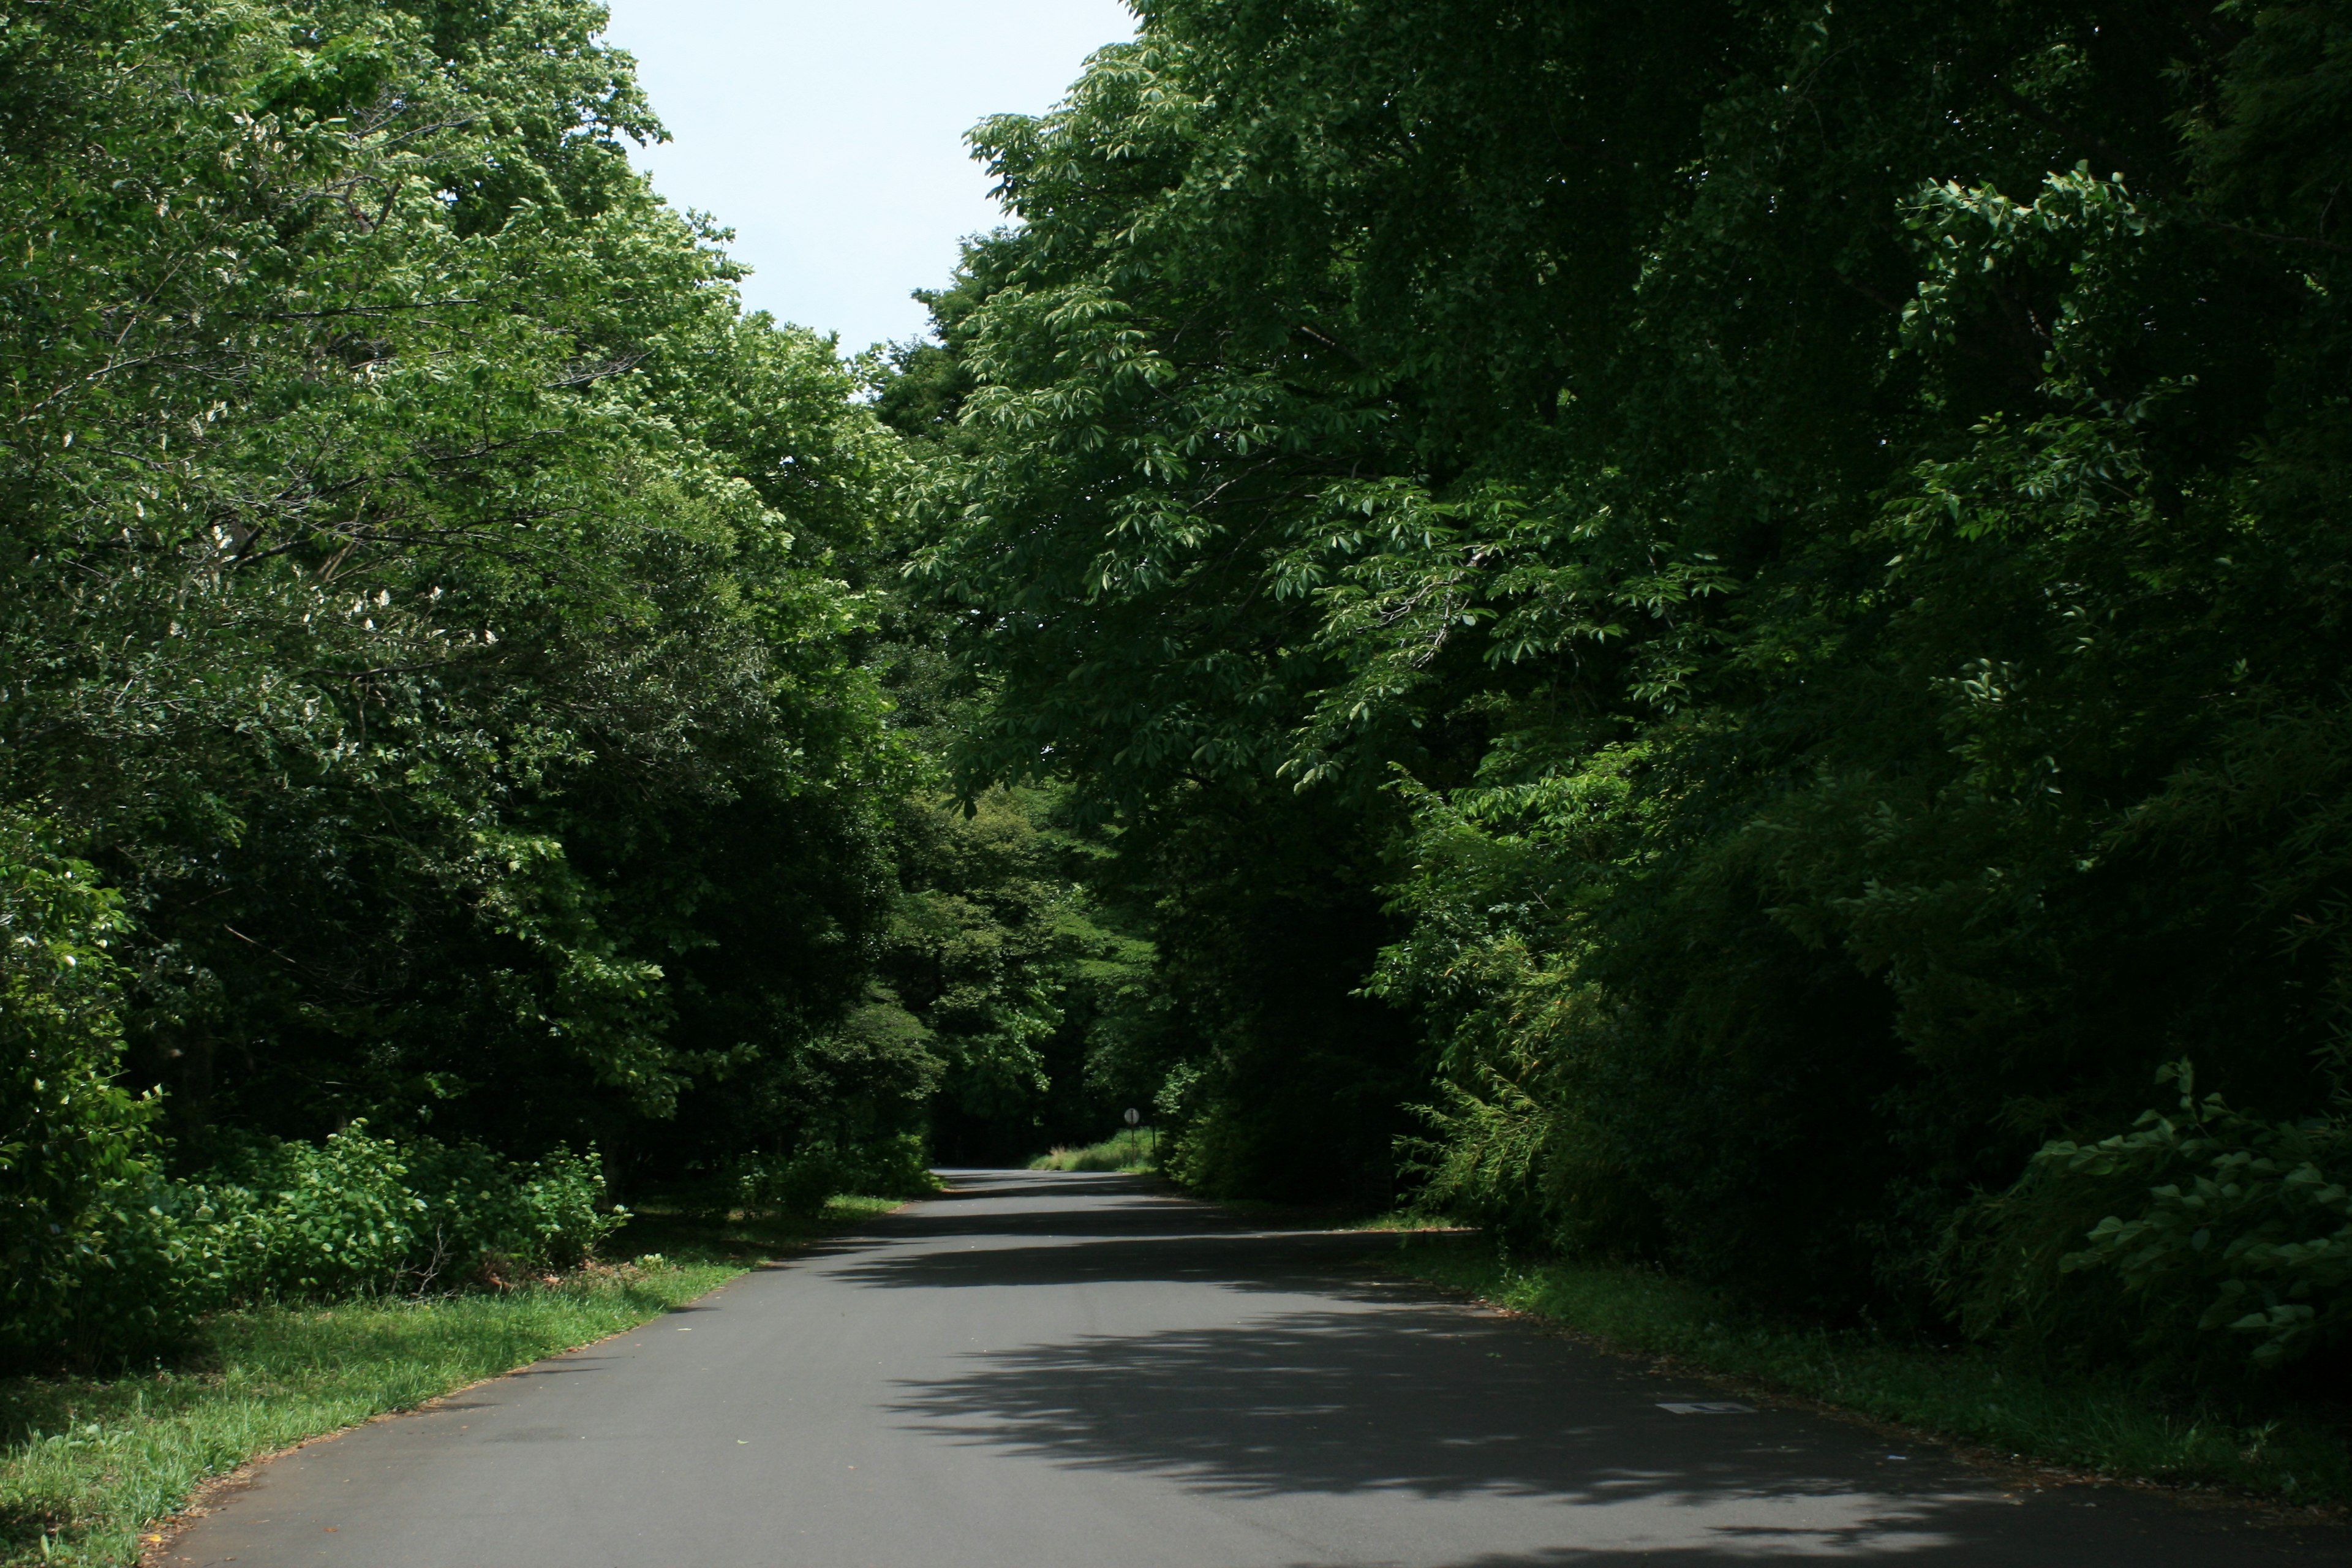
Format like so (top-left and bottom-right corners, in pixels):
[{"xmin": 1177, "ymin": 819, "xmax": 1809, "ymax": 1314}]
[{"xmin": 600, "ymin": 1, "xmax": 1137, "ymax": 353}]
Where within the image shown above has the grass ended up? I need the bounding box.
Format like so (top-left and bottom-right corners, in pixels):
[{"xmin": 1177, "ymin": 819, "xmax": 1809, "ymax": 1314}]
[
  {"xmin": 1030, "ymin": 1131, "xmax": 1160, "ymax": 1172},
  {"xmin": 1344, "ymin": 1208, "xmax": 1466, "ymax": 1233},
  {"xmin": 1383, "ymin": 1231, "xmax": 2352, "ymax": 1510},
  {"xmin": 0, "ymin": 1193, "xmax": 901, "ymax": 1568}
]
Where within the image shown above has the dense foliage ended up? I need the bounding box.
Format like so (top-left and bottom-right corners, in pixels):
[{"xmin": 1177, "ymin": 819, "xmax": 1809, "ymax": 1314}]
[
  {"xmin": 897, "ymin": 0, "xmax": 2352, "ymax": 1390},
  {"xmin": 169, "ymin": 1126, "xmax": 619, "ymax": 1300},
  {"xmin": 0, "ymin": 0, "xmax": 931, "ymax": 1361},
  {"xmin": 0, "ymin": 821, "xmax": 164, "ymax": 1364},
  {"xmin": 13, "ymin": 0, "xmax": 2351, "ymax": 1411}
]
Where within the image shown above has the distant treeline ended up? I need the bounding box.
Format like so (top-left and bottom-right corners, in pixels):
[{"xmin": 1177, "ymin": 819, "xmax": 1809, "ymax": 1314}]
[{"xmin": 875, "ymin": 0, "xmax": 2352, "ymax": 1393}]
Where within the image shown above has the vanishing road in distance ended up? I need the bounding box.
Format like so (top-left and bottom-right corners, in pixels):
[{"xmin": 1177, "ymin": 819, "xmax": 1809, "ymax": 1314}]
[{"xmin": 170, "ymin": 1171, "xmax": 2343, "ymax": 1566}]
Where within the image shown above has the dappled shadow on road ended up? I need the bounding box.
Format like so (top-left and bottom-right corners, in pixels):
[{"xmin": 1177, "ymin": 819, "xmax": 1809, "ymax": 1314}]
[
  {"xmin": 864, "ymin": 1173, "xmax": 2342, "ymax": 1566},
  {"xmin": 854, "ymin": 1205, "xmax": 1226, "ymax": 1245},
  {"xmin": 888, "ymin": 1301, "xmax": 1879, "ymax": 1504},
  {"xmin": 930, "ymin": 1173, "xmax": 1166, "ymax": 1204},
  {"xmin": 834, "ymin": 1230, "xmax": 1388, "ymax": 1289},
  {"xmin": 909, "ymin": 1173, "xmax": 1202, "ymax": 1219},
  {"xmin": 843, "ymin": 1168, "xmax": 1369, "ymax": 1265},
  {"xmin": 885, "ymin": 1306, "xmax": 2340, "ymax": 1564}
]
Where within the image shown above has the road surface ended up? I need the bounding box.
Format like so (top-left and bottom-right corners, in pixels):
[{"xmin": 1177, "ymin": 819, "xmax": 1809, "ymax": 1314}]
[{"xmin": 167, "ymin": 1170, "xmax": 2342, "ymax": 1566}]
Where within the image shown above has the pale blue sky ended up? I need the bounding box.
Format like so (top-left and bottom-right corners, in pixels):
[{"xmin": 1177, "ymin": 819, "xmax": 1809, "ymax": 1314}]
[{"xmin": 600, "ymin": 1, "xmax": 1136, "ymax": 352}]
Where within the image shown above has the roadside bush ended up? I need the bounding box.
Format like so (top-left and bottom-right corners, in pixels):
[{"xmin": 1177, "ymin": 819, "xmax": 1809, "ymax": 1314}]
[
  {"xmin": 735, "ymin": 1133, "xmax": 937, "ymax": 1213},
  {"xmin": 175, "ymin": 1127, "xmax": 625, "ymax": 1307},
  {"xmin": 734, "ymin": 1152, "xmax": 837, "ymax": 1215},
  {"xmin": 1161, "ymin": 1098, "xmax": 1251, "ymax": 1197},
  {"xmin": 6, "ymin": 884, "xmax": 625, "ymax": 1362},
  {"xmin": 0, "ymin": 820, "xmax": 176, "ymax": 1369},
  {"xmin": 415, "ymin": 1140, "xmax": 616, "ymax": 1276},
  {"xmin": 834, "ymin": 1133, "xmax": 938, "ymax": 1198},
  {"xmin": 1400, "ymin": 1060, "xmax": 1557, "ymax": 1242},
  {"xmin": 174, "ymin": 1129, "xmax": 426, "ymax": 1303},
  {"xmin": 1951, "ymin": 1061, "xmax": 2351, "ymax": 1384}
]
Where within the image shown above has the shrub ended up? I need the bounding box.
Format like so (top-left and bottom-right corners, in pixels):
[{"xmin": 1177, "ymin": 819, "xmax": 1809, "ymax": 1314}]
[
  {"xmin": 735, "ymin": 1133, "xmax": 937, "ymax": 1213},
  {"xmin": 0, "ymin": 819, "xmax": 177, "ymax": 1368},
  {"xmin": 1163, "ymin": 1098, "xmax": 1253, "ymax": 1197},
  {"xmin": 1952, "ymin": 1061, "xmax": 2350, "ymax": 1382},
  {"xmin": 174, "ymin": 1127, "xmax": 626, "ymax": 1306},
  {"xmin": 175, "ymin": 1129, "xmax": 428, "ymax": 1303},
  {"xmin": 1, "ymin": 826, "xmax": 630, "ymax": 1363},
  {"xmin": 404, "ymin": 1140, "xmax": 617, "ymax": 1280},
  {"xmin": 735, "ymin": 1152, "xmax": 839, "ymax": 1215}
]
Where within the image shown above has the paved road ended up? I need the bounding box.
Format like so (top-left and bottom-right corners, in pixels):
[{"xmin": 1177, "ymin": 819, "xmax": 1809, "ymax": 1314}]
[{"xmin": 169, "ymin": 1170, "xmax": 2341, "ymax": 1567}]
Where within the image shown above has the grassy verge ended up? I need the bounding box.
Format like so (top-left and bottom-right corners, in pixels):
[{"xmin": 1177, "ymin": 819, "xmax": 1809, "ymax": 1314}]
[
  {"xmin": 1, "ymin": 1194, "xmax": 900, "ymax": 1568},
  {"xmin": 1030, "ymin": 1134, "xmax": 1159, "ymax": 1172},
  {"xmin": 1384, "ymin": 1232, "xmax": 2351, "ymax": 1510}
]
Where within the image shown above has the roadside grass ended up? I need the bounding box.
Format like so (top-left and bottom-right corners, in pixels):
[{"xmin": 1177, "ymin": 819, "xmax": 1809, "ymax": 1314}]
[
  {"xmin": 1384, "ymin": 1232, "xmax": 2352, "ymax": 1510},
  {"xmin": 1030, "ymin": 1134, "xmax": 1159, "ymax": 1172},
  {"xmin": 1344, "ymin": 1209, "xmax": 1466, "ymax": 1233},
  {"xmin": 0, "ymin": 1194, "xmax": 900, "ymax": 1568}
]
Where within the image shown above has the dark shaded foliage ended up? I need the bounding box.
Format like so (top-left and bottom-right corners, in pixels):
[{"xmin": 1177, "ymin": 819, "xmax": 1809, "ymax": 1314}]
[{"xmin": 898, "ymin": 0, "xmax": 2352, "ymax": 1393}]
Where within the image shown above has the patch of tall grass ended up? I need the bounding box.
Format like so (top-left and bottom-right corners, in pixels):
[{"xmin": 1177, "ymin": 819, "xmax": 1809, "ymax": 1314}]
[
  {"xmin": 1030, "ymin": 1132, "xmax": 1159, "ymax": 1172},
  {"xmin": 1386, "ymin": 1234, "xmax": 2351, "ymax": 1508}
]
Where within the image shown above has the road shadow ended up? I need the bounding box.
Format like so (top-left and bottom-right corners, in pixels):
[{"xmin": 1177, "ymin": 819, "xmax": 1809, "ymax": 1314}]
[
  {"xmin": 886, "ymin": 1299, "xmax": 1897, "ymax": 1502},
  {"xmin": 885, "ymin": 1302, "xmax": 2345, "ymax": 1564},
  {"xmin": 834, "ymin": 1229, "xmax": 1392, "ymax": 1289},
  {"xmin": 932, "ymin": 1174, "xmax": 1160, "ymax": 1200},
  {"xmin": 863, "ymin": 1172, "xmax": 2344, "ymax": 1565}
]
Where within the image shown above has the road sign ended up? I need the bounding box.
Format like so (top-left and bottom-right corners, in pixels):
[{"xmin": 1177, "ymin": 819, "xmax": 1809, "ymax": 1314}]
[{"xmin": 1123, "ymin": 1107, "xmax": 1140, "ymax": 1126}]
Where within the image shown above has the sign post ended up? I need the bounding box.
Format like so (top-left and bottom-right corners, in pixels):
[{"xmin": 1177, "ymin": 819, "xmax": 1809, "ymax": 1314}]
[{"xmin": 1123, "ymin": 1106, "xmax": 1140, "ymax": 1165}]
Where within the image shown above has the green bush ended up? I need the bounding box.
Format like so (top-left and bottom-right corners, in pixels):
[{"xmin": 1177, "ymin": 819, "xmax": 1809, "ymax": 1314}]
[
  {"xmin": 1953, "ymin": 1061, "xmax": 2350, "ymax": 1381},
  {"xmin": 174, "ymin": 1127, "xmax": 625, "ymax": 1308},
  {"xmin": 1163, "ymin": 1098, "xmax": 1253, "ymax": 1197},
  {"xmin": 735, "ymin": 1133, "xmax": 937, "ymax": 1213},
  {"xmin": 734, "ymin": 1153, "xmax": 838, "ymax": 1215},
  {"xmin": 0, "ymin": 819, "xmax": 176, "ymax": 1370}
]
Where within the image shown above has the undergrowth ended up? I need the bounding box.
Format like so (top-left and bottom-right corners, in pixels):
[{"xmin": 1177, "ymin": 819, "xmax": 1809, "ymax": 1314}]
[{"xmin": 1030, "ymin": 1134, "xmax": 1160, "ymax": 1172}]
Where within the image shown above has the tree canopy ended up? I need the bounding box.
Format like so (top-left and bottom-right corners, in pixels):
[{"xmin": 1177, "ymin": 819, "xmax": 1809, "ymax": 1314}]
[
  {"xmin": 892, "ymin": 0, "xmax": 2352, "ymax": 1377},
  {"xmin": 8, "ymin": 0, "xmax": 2349, "ymax": 1395},
  {"xmin": 1, "ymin": 0, "xmax": 933, "ymax": 1352}
]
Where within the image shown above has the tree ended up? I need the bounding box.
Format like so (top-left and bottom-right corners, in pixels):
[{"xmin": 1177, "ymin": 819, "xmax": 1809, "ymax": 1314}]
[
  {"xmin": 910, "ymin": 0, "xmax": 2352, "ymax": 1368},
  {"xmin": 1, "ymin": 0, "xmax": 905, "ymax": 1183}
]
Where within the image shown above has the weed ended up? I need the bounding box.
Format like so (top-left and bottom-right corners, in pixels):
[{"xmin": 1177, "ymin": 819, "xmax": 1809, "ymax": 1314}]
[{"xmin": 1030, "ymin": 1133, "xmax": 1158, "ymax": 1172}]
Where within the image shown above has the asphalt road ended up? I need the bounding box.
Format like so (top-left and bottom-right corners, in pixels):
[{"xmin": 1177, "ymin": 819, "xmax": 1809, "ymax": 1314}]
[{"xmin": 168, "ymin": 1170, "xmax": 2342, "ymax": 1567}]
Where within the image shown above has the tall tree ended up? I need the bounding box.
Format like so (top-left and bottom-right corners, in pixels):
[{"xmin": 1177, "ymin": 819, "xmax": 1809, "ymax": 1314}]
[
  {"xmin": 0, "ymin": 0, "xmax": 918, "ymax": 1184},
  {"xmin": 912, "ymin": 0, "xmax": 2352, "ymax": 1366}
]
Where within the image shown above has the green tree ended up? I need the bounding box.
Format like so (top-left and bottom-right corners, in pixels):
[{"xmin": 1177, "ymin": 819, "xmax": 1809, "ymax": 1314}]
[
  {"xmin": 910, "ymin": 0, "xmax": 2352, "ymax": 1376},
  {"xmin": 1, "ymin": 0, "xmax": 906, "ymax": 1189},
  {"xmin": 0, "ymin": 818, "xmax": 170, "ymax": 1363}
]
